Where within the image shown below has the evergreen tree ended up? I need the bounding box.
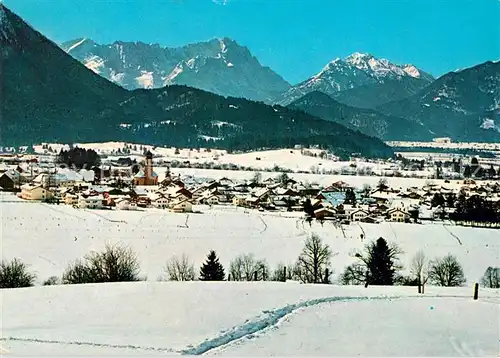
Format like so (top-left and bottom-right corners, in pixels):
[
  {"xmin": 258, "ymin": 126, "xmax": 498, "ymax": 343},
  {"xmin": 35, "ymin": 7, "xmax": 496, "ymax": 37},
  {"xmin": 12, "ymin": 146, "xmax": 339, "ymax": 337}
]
[
  {"xmin": 303, "ymin": 198, "xmax": 315, "ymax": 217},
  {"xmin": 463, "ymin": 165, "xmax": 472, "ymax": 178},
  {"xmin": 446, "ymin": 193, "xmax": 456, "ymax": 208},
  {"xmin": 199, "ymin": 250, "xmax": 225, "ymax": 281},
  {"xmin": 26, "ymin": 144, "xmax": 35, "ymax": 154},
  {"xmin": 431, "ymin": 193, "xmax": 445, "ymax": 208},
  {"xmin": 487, "ymin": 165, "xmax": 496, "ymax": 179},
  {"xmin": 344, "ymin": 188, "xmax": 357, "ymax": 206},
  {"xmin": 365, "ymin": 237, "xmax": 400, "ymax": 285}
]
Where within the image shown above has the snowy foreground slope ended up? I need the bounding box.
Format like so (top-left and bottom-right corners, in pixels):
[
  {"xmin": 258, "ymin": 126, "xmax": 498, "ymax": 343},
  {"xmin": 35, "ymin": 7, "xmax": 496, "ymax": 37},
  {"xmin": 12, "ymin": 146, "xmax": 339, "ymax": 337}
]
[
  {"xmin": 1, "ymin": 196, "xmax": 499, "ymax": 285},
  {"xmin": 1, "ymin": 283, "xmax": 499, "ymax": 356}
]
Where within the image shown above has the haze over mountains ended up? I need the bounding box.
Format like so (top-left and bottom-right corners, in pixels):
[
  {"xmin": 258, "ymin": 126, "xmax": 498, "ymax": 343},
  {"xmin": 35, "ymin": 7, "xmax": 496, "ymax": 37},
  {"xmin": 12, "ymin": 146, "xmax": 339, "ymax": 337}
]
[{"xmin": 2, "ymin": 3, "xmax": 499, "ymax": 151}]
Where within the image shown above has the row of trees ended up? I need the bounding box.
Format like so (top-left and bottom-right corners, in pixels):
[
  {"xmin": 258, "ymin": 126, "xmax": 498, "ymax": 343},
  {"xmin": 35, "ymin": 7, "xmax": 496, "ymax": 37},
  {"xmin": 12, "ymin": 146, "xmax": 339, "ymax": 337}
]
[
  {"xmin": 56, "ymin": 147, "xmax": 101, "ymax": 170},
  {"xmin": 1, "ymin": 239, "xmax": 498, "ymax": 289},
  {"xmin": 429, "ymin": 191, "xmax": 500, "ymax": 224}
]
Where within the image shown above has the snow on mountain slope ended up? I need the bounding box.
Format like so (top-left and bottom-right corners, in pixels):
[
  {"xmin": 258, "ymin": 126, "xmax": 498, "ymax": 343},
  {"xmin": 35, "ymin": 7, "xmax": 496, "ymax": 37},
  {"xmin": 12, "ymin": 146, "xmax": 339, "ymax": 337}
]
[
  {"xmin": 0, "ymin": 3, "xmax": 15, "ymax": 41},
  {"xmin": 61, "ymin": 37, "xmax": 290, "ymax": 103},
  {"xmin": 136, "ymin": 71, "xmax": 154, "ymax": 89},
  {"xmin": 378, "ymin": 61, "xmax": 500, "ymax": 142},
  {"xmin": 345, "ymin": 52, "xmax": 434, "ymax": 82},
  {"xmin": 65, "ymin": 37, "xmax": 88, "ymax": 53},
  {"xmin": 1, "ymin": 283, "xmax": 498, "ymax": 356},
  {"xmin": 278, "ymin": 53, "xmax": 434, "ymax": 106}
]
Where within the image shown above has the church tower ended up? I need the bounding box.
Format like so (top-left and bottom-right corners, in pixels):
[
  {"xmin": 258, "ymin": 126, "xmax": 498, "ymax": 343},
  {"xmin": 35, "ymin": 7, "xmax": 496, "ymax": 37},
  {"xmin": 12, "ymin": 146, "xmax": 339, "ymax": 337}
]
[{"xmin": 145, "ymin": 151, "xmax": 153, "ymax": 183}]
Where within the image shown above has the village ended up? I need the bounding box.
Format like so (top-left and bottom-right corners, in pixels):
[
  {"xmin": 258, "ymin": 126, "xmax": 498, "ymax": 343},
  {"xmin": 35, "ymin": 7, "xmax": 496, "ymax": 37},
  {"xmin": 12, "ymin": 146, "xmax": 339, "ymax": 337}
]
[{"xmin": 1, "ymin": 148, "xmax": 499, "ymax": 226}]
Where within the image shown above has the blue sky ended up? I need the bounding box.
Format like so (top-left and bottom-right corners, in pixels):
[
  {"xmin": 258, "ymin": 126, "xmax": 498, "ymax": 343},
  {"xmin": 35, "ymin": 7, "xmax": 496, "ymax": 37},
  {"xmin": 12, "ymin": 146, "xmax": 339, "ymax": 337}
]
[{"xmin": 4, "ymin": 0, "xmax": 499, "ymax": 83}]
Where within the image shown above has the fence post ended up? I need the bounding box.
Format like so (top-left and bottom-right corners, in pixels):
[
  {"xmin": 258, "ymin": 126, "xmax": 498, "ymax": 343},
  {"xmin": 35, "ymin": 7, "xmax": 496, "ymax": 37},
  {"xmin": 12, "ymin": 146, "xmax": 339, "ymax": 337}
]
[
  {"xmin": 228, "ymin": 274, "xmax": 231, "ymax": 281},
  {"xmin": 254, "ymin": 271, "xmax": 258, "ymax": 281},
  {"xmin": 324, "ymin": 268, "xmax": 329, "ymax": 284},
  {"xmin": 283, "ymin": 266, "xmax": 287, "ymax": 282},
  {"xmin": 473, "ymin": 283, "xmax": 479, "ymax": 300}
]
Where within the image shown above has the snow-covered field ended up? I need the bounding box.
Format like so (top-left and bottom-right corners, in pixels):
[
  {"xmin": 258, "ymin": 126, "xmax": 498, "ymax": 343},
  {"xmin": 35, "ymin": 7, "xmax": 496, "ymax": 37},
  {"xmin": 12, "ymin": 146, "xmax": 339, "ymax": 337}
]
[
  {"xmin": 1, "ymin": 283, "xmax": 499, "ymax": 356},
  {"xmin": 386, "ymin": 140, "xmax": 500, "ymax": 152},
  {"xmin": 31, "ymin": 142, "xmax": 403, "ymax": 175},
  {"xmin": 163, "ymin": 167, "xmax": 476, "ymax": 190},
  {"xmin": 2, "ymin": 192, "xmax": 500, "ymax": 356},
  {"xmin": 1, "ymin": 194, "xmax": 498, "ymax": 285}
]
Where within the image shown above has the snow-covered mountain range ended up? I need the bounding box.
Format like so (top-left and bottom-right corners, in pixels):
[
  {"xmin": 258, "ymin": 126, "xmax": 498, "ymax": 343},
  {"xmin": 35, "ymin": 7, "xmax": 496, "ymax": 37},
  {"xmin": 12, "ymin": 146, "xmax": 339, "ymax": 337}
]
[
  {"xmin": 276, "ymin": 53, "xmax": 434, "ymax": 106},
  {"xmin": 61, "ymin": 37, "xmax": 291, "ymax": 103},
  {"xmin": 62, "ymin": 37, "xmax": 435, "ymax": 108}
]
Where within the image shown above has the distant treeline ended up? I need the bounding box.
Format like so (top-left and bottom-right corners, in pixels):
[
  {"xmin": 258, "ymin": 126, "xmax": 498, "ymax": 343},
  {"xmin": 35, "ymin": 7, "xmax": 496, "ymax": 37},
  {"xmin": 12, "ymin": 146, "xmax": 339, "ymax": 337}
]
[{"xmin": 392, "ymin": 146, "xmax": 497, "ymax": 158}]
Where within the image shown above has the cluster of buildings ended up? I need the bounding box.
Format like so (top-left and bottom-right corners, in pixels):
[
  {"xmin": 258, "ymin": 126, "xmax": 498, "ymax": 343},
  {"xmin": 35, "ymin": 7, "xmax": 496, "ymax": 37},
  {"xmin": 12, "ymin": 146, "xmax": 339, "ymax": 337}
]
[
  {"xmin": 310, "ymin": 180, "xmax": 500, "ymax": 224},
  {"xmin": 1, "ymin": 151, "xmax": 499, "ymax": 225}
]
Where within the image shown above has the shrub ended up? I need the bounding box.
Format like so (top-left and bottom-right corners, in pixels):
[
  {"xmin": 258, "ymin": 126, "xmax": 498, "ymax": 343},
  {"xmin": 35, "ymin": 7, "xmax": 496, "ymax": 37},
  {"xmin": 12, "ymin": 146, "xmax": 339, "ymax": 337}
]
[
  {"xmin": 43, "ymin": 276, "xmax": 60, "ymax": 286},
  {"xmin": 62, "ymin": 244, "xmax": 141, "ymax": 284},
  {"xmin": 0, "ymin": 258, "xmax": 36, "ymax": 288}
]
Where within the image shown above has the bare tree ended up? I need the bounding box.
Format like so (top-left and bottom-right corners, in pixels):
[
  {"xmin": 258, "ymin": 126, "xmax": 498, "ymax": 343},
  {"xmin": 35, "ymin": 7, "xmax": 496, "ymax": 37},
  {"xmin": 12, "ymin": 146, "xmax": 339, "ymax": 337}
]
[
  {"xmin": 410, "ymin": 250, "xmax": 430, "ymax": 293},
  {"xmin": 251, "ymin": 172, "xmax": 262, "ymax": 184},
  {"xmin": 481, "ymin": 267, "xmax": 500, "ymax": 288},
  {"xmin": 271, "ymin": 262, "xmax": 293, "ymax": 282},
  {"xmin": 164, "ymin": 254, "xmax": 196, "ymax": 281},
  {"xmin": 229, "ymin": 254, "xmax": 269, "ymax": 281},
  {"xmin": 295, "ymin": 234, "xmax": 332, "ymax": 284},
  {"xmin": 340, "ymin": 263, "xmax": 366, "ymax": 285},
  {"xmin": 428, "ymin": 254, "xmax": 466, "ymax": 287}
]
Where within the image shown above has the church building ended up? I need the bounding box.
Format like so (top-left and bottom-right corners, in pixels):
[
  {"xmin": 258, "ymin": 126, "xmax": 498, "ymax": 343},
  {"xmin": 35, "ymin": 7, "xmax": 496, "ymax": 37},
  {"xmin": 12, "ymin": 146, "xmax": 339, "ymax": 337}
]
[{"xmin": 133, "ymin": 151, "xmax": 158, "ymax": 186}]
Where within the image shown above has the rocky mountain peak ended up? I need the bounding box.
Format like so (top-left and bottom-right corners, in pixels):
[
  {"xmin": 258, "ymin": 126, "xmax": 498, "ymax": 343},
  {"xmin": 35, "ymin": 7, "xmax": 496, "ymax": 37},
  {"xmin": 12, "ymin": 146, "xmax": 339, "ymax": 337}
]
[{"xmin": 0, "ymin": 4, "xmax": 16, "ymax": 42}]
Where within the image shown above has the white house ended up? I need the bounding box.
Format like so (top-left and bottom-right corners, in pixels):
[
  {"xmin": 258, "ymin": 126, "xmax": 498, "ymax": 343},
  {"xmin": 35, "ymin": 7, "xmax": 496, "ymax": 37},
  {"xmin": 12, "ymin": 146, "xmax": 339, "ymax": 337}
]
[
  {"xmin": 313, "ymin": 207, "xmax": 337, "ymax": 220},
  {"xmin": 64, "ymin": 193, "xmax": 79, "ymax": 206},
  {"xmin": 203, "ymin": 194, "xmax": 220, "ymax": 205},
  {"xmin": 387, "ymin": 208, "xmax": 410, "ymax": 222},
  {"xmin": 115, "ymin": 197, "xmax": 137, "ymax": 211},
  {"xmin": 149, "ymin": 193, "xmax": 169, "ymax": 209},
  {"xmin": 232, "ymin": 195, "xmax": 247, "ymax": 206},
  {"xmin": 350, "ymin": 208, "xmax": 370, "ymax": 222},
  {"xmin": 170, "ymin": 199, "xmax": 193, "ymax": 213},
  {"xmin": 78, "ymin": 194, "xmax": 104, "ymax": 209},
  {"xmin": 20, "ymin": 184, "xmax": 55, "ymax": 201}
]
